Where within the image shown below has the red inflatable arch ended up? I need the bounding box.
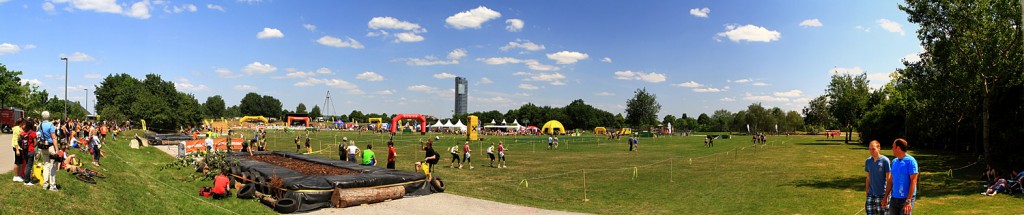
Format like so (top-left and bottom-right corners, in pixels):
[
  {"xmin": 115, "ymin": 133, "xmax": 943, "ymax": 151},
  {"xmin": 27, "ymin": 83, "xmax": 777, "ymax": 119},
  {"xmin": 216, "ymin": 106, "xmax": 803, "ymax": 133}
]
[{"xmin": 390, "ymin": 114, "xmax": 427, "ymax": 133}]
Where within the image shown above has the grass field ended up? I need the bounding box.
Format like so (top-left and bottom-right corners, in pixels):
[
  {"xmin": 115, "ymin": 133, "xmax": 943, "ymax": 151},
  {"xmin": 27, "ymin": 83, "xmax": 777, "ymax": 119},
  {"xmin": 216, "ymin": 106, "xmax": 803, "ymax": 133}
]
[{"xmin": 2, "ymin": 129, "xmax": 1021, "ymax": 214}]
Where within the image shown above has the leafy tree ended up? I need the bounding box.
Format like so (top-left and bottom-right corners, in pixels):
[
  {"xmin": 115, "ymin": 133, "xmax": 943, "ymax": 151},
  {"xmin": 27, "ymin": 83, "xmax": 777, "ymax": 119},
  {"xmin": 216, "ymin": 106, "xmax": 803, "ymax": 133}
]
[
  {"xmin": 662, "ymin": 115, "xmax": 677, "ymax": 128},
  {"xmin": 897, "ymin": 0, "xmax": 1023, "ymax": 165},
  {"xmin": 203, "ymin": 95, "xmax": 225, "ymax": 119},
  {"xmin": 826, "ymin": 74, "xmax": 870, "ymax": 144},
  {"xmin": 295, "ymin": 103, "xmax": 307, "ymax": 114},
  {"xmin": 696, "ymin": 113, "xmax": 711, "ymax": 131},
  {"xmin": 309, "ymin": 105, "xmax": 322, "ymax": 119},
  {"xmin": 625, "ymin": 88, "xmax": 661, "ymax": 130},
  {"xmin": 802, "ymin": 95, "xmax": 832, "ymax": 133},
  {"xmin": 711, "ymin": 109, "xmax": 734, "ymax": 132}
]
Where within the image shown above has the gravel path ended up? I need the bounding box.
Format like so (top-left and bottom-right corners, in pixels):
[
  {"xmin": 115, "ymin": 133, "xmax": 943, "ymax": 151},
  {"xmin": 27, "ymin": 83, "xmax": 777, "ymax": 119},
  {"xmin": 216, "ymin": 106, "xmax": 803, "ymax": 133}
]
[{"xmin": 297, "ymin": 193, "xmax": 588, "ymax": 215}]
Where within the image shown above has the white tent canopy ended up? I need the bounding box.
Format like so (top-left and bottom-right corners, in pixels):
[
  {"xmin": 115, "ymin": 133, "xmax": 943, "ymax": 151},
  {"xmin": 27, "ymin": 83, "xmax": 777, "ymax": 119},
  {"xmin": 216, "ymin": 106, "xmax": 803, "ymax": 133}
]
[
  {"xmin": 443, "ymin": 120, "xmax": 453, "ymax": 127},
  {"xmin": 512, "ymin": 119, "xmax": 519, "ymax": 125},
  {"xmin": 501, "ymin": 119, "xmax": 507, "ymax": 125},
  {"xmin": 453, "ymin": 120, "xmax": 467, "ymax": 131},
  {"xmin": 430, "ymin": 120, "xmax": 444, "ymax": 128},
  {"xmin": 490, "ymin": 119, "xmax": 496, "ymax": 124}
]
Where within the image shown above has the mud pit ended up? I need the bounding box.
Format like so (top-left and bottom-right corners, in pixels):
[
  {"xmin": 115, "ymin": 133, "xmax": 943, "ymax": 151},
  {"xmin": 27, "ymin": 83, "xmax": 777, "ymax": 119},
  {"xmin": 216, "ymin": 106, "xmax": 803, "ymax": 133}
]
[{"xmin": 243, "ymin": 155, "xmax": 361, "ymax": 176}]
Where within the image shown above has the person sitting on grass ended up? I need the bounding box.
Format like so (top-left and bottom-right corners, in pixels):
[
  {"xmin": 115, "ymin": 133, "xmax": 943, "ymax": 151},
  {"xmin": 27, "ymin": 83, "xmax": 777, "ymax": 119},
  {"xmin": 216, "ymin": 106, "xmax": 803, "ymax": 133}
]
[
  {"xmin": 983, "ymin": 177, "xmax": 1008, "ymax": 196},
  {"xmin": 204, "ymin": 169, "xmax": 231, "ymax": 199},
  {"xmin": 362, "ymin": 144, "xmax": 376, "ymax": 166}
]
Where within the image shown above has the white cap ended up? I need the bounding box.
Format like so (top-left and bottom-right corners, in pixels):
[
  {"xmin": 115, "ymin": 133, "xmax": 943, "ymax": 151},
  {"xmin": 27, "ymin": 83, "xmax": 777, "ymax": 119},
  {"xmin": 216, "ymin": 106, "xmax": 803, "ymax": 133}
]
[{"xmin": 342, "ymin": 137, "xmax": 348, "ymax": 141}]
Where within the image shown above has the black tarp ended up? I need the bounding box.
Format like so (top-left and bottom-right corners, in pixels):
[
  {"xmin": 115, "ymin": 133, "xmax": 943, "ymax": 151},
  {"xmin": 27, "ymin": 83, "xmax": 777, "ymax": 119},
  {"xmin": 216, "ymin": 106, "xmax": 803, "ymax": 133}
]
[{"xmin": 230, "ymin": 151, "xmax": 435, "ymax": 213}]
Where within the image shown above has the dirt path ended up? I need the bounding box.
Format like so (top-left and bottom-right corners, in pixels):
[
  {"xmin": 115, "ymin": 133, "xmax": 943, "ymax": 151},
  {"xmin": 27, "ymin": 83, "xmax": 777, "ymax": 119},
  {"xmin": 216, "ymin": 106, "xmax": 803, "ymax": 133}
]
[{"xmin": 298, "ymin": 193, "xmax": 588, "ymax": 215}]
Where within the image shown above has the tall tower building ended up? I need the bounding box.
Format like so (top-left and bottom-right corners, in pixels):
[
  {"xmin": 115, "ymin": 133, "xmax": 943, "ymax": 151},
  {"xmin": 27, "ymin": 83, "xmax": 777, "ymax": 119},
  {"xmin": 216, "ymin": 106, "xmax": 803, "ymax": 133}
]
[{"xmin": 455, "ymin": 77, "xmax": 468, "ymax": 115}]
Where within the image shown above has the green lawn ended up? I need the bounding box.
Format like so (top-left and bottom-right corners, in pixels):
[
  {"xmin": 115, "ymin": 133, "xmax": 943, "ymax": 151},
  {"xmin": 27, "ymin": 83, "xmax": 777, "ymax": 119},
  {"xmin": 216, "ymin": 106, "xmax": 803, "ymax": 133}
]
[{"xmin": 2, "ymin": 129, "xmax": 1019, "ymax": 214}]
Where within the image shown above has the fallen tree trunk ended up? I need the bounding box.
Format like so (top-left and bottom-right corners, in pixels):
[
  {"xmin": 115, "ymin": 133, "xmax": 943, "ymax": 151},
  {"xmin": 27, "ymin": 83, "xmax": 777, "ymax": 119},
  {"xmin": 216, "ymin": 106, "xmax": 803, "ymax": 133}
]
[{"xmin": 331, "ymin": 186, "xmax": 405, "ymax": 208}]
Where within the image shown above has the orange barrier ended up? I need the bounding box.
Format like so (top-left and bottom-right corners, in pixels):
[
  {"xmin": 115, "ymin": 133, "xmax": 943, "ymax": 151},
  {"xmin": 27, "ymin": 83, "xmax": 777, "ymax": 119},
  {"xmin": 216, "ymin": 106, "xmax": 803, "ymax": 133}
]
[{"xmin": 183, "ymin": 138, "xmax": 247, "ymax": 153}]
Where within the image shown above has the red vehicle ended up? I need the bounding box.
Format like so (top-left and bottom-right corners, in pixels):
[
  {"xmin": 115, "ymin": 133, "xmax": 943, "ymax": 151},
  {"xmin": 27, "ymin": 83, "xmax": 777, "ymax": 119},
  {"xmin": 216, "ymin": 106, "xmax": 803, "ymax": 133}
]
[{"xmin": 0, "ymin": 108, "xmax": 25, "ymax": 133}]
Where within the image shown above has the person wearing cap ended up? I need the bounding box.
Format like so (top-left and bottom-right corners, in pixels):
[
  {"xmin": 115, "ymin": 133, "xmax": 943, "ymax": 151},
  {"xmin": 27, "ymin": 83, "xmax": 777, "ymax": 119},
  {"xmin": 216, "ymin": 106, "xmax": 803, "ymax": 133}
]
[{"xmin": 338, "ymin": 137, "xmax": 349, "ymax": 160}]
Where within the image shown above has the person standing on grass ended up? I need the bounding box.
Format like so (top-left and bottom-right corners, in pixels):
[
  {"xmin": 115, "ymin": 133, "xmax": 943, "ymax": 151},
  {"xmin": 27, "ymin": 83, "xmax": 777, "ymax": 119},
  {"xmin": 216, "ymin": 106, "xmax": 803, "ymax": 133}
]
[
  {"xmin": 226, "ymin": 129, "xmax": 234, "ymax": 151},
  {"xmin": 338, "ymin": 137, "xmax": 348, "ymax": 160},
  {"xmin": 305, "ymin": 135, "xmax": 313, "ymax": 154},
  {"xmin": 11, "ymin": 118, "xmax": 23, "ymax": 182},
  {"xmin": 39, "ymin": 111, "xmax": 60, "ymax": 191},
  {"xmin": 487, "ymin": 142, "xmax": 496, "ymax": 167},
  {"xmin": 346, "ymin": 141, "xmax": 360, "ymax": 163},
  {"xmin": 497, "ymin": 141, "xmax": 508, "ymax": 168},
  {"xmin": 864, "ymin": 140, "xmax": 891, "ymax": 215},
  {"xmin": 362, "ymin": 144, "xmax": 376, "ymax": 166},
  {"xmin": 449, "ymin": 143, "xmax": 461, "ymax": 168},
  {"xmin": 553, "ymin": 136, "xmax": 559, "ymax": 149},
  {"xmin": 462, "ymin": 141, "xmax": 473, "ymax": 169},
  {"xmin": 423, "ymin": 140, "xmax": 439, "ymax": 174},
  {"xmin": 547, "ymin": 135, "xmax": 554, "ymax": 150},
  {"xmin": 628, "ymin": 136, "xmax": 635, "ymax": 151},
  {"xmin": 387, "ymin": 141, "xmax": 397, "ymax": 169},
  {"xmin": 20, "ymin": 120, "xmax": 37, "ymax": 186},
  {"xmin": 885, "ymin": 138, "xmax": 918, "ymax": 215},
  {"xmin": 295, "ymin": 135, "xmax": 302, "ymax": 153}
]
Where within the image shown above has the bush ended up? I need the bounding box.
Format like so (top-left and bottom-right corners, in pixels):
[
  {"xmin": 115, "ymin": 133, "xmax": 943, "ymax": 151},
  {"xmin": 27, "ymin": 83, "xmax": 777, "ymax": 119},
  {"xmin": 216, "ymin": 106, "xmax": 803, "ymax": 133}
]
[{"xmin": 164, "ymin": 150, "xmax": 239, "ymax": 181}]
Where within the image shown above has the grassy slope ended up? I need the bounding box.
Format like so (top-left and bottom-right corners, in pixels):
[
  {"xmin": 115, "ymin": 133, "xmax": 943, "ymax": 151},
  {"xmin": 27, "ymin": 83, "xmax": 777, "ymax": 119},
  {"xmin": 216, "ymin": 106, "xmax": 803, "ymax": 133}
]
[{"xmin": 0, "ymin": 130, "xmax": 274, "ymax": 214}]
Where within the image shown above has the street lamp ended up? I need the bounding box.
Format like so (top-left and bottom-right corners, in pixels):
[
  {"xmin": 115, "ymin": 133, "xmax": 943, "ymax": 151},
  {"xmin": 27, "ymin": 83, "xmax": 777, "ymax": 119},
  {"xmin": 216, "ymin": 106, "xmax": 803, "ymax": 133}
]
[
  {"xmin": 85, "ymin": 88, "xmax": 89, "ymax": 115},
  {"xmin": 61, "ymin": 57, "xmax": 68, "ymax": 120}
]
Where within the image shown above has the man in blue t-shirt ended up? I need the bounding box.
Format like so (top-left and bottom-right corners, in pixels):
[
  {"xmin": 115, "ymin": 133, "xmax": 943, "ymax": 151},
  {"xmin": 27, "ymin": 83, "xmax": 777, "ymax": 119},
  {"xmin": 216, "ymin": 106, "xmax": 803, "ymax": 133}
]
[
  {"xmin": 885, "ymin": 138, "xmax": 918, "ymax": 215},
  {"xmin": 38, "ymin": 111, "xmax": 60, "ymax": 191},
  {"xmin": 864, "ymin": 140, "xmax": 890, "ymax": 215}
]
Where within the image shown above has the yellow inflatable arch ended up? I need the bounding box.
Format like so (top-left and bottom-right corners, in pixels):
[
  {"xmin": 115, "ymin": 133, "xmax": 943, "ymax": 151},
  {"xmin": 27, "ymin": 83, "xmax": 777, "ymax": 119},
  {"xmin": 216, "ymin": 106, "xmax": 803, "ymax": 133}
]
[
  {"xmin": 239, "ymin": 116, "xmax": 268, "ymax": 124},
  {"xmin": 594, "ymin": 127, "xmax": 607, "ymax": 135}
]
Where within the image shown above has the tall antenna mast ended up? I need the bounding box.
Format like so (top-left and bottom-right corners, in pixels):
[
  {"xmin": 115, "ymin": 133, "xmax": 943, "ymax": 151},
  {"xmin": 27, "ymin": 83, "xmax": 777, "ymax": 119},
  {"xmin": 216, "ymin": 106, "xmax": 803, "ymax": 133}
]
[{"xmin": 323, "ymin": 91, "xmax": 337, "ymax": 120}]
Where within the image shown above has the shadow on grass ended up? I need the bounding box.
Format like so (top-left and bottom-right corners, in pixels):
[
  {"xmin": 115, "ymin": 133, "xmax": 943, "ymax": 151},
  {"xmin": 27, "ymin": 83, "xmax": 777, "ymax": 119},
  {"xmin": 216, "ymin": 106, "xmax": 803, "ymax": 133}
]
[{"xmin": 790, "ymin": 149, "xmax": 985, "ymax": 198}]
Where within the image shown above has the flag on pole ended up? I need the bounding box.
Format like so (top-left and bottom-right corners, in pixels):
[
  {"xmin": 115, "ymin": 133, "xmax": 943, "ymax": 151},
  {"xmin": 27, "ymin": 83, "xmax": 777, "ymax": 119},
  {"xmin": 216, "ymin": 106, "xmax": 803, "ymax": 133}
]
[{"xmin": 746, "ymin": 124, "xmax": 750, "ymax": 133}]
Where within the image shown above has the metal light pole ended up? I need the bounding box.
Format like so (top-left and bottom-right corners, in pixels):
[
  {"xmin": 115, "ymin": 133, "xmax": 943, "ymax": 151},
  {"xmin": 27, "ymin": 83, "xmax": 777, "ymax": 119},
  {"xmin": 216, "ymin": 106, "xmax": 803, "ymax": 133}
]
[
  {"xmin": 61, "ymin": 57, "xmax": 68, "ymax": 120},
  {"xmin": 85, "ymin": 88, "xmax": 89, "ymax": 115}
]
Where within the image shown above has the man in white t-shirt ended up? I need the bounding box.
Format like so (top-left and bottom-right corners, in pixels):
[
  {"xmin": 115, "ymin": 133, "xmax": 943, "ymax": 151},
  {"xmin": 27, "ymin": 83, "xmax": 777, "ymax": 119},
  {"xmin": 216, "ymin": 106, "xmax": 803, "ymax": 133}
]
[{"xmin": 346, "ymin": 141, "xmax": 360, "ymax": 163}]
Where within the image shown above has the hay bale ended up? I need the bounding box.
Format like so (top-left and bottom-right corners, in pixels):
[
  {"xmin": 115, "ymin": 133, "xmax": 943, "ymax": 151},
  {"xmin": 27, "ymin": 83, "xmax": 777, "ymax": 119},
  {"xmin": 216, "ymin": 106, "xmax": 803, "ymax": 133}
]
[{"xmin": 129, "ymin": 139, "xmax": 141, "ymax": 149}]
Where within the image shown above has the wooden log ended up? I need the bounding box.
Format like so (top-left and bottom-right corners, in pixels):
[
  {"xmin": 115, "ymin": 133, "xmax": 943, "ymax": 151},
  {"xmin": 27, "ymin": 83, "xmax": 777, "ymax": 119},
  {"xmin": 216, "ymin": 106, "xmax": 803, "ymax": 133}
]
[{"xmin": 331, "ymin": 186, "xmax": 406, "ymax": 208}]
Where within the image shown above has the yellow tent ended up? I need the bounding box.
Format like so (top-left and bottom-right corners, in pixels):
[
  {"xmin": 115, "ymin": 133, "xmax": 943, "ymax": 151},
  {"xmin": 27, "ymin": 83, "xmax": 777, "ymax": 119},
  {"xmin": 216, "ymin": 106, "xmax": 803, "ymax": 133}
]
[
  {"xmin": 541, "ymin": 120, "xmax": 566, "ymax": 135},
  {"xmin": 594, "ymin": 127, "xmax": 607, "ymax": 135}
]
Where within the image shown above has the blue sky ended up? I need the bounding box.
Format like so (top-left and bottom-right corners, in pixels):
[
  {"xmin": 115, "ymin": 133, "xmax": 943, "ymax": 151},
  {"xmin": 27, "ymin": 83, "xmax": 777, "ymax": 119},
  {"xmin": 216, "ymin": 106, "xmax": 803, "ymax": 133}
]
[{"xmin": 0, "ymin": 0, "xmax": 921, "ymax": 118}]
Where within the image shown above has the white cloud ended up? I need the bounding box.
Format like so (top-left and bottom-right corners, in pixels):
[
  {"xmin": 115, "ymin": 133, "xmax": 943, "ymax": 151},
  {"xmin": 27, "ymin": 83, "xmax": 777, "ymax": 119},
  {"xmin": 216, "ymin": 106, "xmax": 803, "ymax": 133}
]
[
  {"xmin": 672, "ymin": 81, "xmax": 703, "ymax": 88},
  {"xmin": 316, "ymin": 67, "xmax": 331, "ymax": 74},
  {"xmin": 242, "ymin": 61, "xmax": 277, "ymax": 74},
  {"xmin": 799, "ymin": 19, "xmax": 823, "ymax": 27},
  {"xmin": 693, "ymin": 88, "xmax": 724, "ymax": 93},
  {"xmin": 274, "ymin": 70, "xmax": 316, "ymax": 79},
  {"xmin": 514, "ymin": 72, "xmax": 567, "ymax": 85},
  {"xmin": 234, "ymin": 84, "xmax": 258, "ymax": 92},
  {"xmin": 168, "ymin": 4, "xmax": 197, "ymax": 13},
  {"xmin": 505, "ymin": 19, "xmax": 524, "ymax": 32},
  {"xmin": 866, "ymin": 72, "xmax": 893, "ymax": 87},
  {"xmin": 829, "ymin": 67, "xmax": 865, "ymax": 75},
  {"xmin": 716, "ymin": 24, "xmax": 781, "ymax": 42},
  {"xmin": 689, "ymin": 7, "xmax": 710, "ymax": 18},
  {"xmin": 215, "ymin": 68, "xmax": 240, "ymax": 78},
  {"xmin": 20, "ymin": 78, "xmax": 42, "ymax": 87},
  {"xmin": 752, "ymin": 82, "xmax": 769, "ymax": 86},
  {"xmin": 500, "ymin": 39, "xmax": 545, "ymax": 52},
  {"xmin": 60, "ymin": 52, "xmax": 95, "ymax": 62},
  {"xmin": 854, "ymin": 25, "xmax": 871, "ymax": 32},
  {"xmin": 902, "ymin": 46, "xmax": 924, "ymax": 63},
  {"xmin": 477, "ymin": 57, "xmax": 559, "ymax": 71},
  {"xmin": 877, "ymin": 19, "xmax": 905, "ymax": 36},
  {"xmin": 175, "ymin": 79, "xmax": 209, "ymax": 92},
  {"xmin": 295, "ymin": 78, "xmax": 360, "ymax": 91},
  {"xmin": 595, "ymin": 92, "xmax": 615, "ymax": 96},
  {"xmin": 42, "ymin": 2, "xmax": 55, "ymax": 12},
  {"xmin": 393, "ymin": 32, "xmax": 425, "ymax": 43},
  {"xmin": 729, "ymin": 78, "xmax": 752, "ymax": 83},
  {"xmin": 373, "ymin": 90, "xmax": 394, "ymax": 95},
  {"xmin": 317, "ymin": 36, "xmax": 364, "ymax": 49},
  {"xmin": 445, "ymin": 6, "xmax": 501, "ymax": 29},
  {"xmin": 720, "ymin": 97, "xmax": 736, "ymax": 101},
  {"xmin": 601, "ymin": 57, "xmax": 612, "ymax": 63},
  {"xmin": 743, "ymin": 93, "xmax": 789, "ymax": 102},
  {"xmin": 407, "ymin": 85, "xmax": 438, "ymax": 92},
  {"xmin": 356, "ymin": 71, "xmax": 384, "ymax": 81},
  {"xmin": 84, "ymin": 73, "xmax": 101, "ymax": 79},
  {"xmin": 613, "ymin": 70, "xmax": 666, "ymax": 83},
  {"xmin": 396, "ymin": 49, "xmax": 466, "ymax": 66},
  {"xmin": 546, "ymin": 51, "xmax": 589, "ymax": 64},
  {"xmin": 303, "ymin": 24, "xmax": 316, "ymax": 31},
  {"xmin": 433, "ymin": 72, "xmax": 458, "ymax": 79},
  {"xmin": 478, "ymin": 77, "xmax": 493, "ymax": 84},
  {"xmin": 257, "ymin": 27, "xmax": 284, "ymax": 39},
  {"xmin": 368, "ymin": 16, "xmax": 426, "ymax": 32},
  {"xmin": 0, "ymin": 43, "xmax": 20, "ymax": 55},
  {"xmin": 518, "ymin": 83, "xmax": 540, "ymax": 90},
  {"xmin": 124, "ymin": 1, "xmax": 150, "ymax": 19},
  {"xmin": 773, "ymin": 90, "xmax": 803, "ymax": 97},
  {"xmin": 66, "ymin": 0, "xmax": 123, "ymax": 13},
  {"xmin": 207, "ymin": 4, "xmax": 224, "ymax": 12},
  {"xmin": 23, "ymin": 44, "xmax": 36, "ymax": 50}
]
